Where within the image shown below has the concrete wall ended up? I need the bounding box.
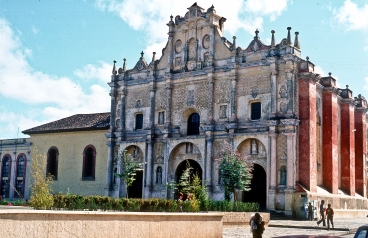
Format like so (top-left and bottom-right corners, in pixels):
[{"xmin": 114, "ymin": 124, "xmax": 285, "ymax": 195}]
[
  {"xmin": 30, "ymin": 131, "xmax": 108, "ymax": 195},
  {"xmin": 0, "ymin": 210, "xmax": 223, "ymax": 238}
]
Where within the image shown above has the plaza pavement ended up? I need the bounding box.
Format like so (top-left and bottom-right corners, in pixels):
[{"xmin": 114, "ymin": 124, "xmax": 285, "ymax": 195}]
[{"xmin": 223, "ymin": 217, "xmax": 368, "ymax": 238}]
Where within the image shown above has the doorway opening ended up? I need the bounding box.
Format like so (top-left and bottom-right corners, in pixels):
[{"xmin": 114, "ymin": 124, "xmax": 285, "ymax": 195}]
[{"xmin": 243, "ymin": 164, "xmax": 267, "ymax": 209}]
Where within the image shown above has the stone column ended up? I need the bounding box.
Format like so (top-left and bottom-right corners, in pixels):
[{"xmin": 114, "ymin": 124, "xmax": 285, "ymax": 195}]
[
  {"xmin": 165, "ymin": 85, "xmax": 172, "ymax": 133},
  {"xmin": 298, "ymin": 76, "xmax": 318, "ymax": 193},
  {"xmin": 270, "ymin": 72, "xmax": 277, "ymax": 117},
  {"xmin": 24, "ymin": 150, "xmax": 31, "ymax": 200},
  {"xmin": 109, "ymin": 89, "xmax": 116, "ymax": 133},
  {"xmin": 205, "ymin": 137, "xmax": 213, "ymax": 196},
  {"xmin": 119, "ymin": 88, "xmax": 126, "ymax": 140},
  {"xmin": 230, "ymin": 78, "xmax": 237, "ymax": 121},
  {"xmin": 355, "ymin": 106, "xmax": 367, "ymax": 197},
  {"xmin": 285, "ymin": 133, "xmax": 295, "ymax": 188},
  {"xmin": 9, "ymin": 151, "xmax": 16, "ymax": 200},
  {"xmin": 149, "ymin": 89, "xmax": 156, "ymax": 129},
  {"xmin": 144, "ymin": 141, "xmax": 153, "ymax": 198},
  {"xmin": 207, "ymin": 74, "xmax": 214, "ymax": 123},
  {"xmin": 104, "ymin": 142, "xmax": 115, "ymax": 197},
  {"xmin": 268, "ymin": 133, "xmax": 277, "ymax": 210},
  {"xmin": 322, "ymin": 88, "xmax": 339, "ymax": 194},
  {"xmin": 269, "ymin": 133, "xmax": 277, "ymax": 188},
  {"xmin": 340, "ymin": 99, "xmax": 356, "ymax": 196}
]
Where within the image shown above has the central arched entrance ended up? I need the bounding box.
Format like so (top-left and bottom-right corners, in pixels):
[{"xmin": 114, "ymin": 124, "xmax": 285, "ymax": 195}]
[
  {"xmin": 128, "ymin": 170, "xmax": 143, "ymax": 198},
  {"xmin": 175, "ymin": 159, "xmax": 202, "ymax": 200},
  {"xmin": 243, "ymin": 164, "xmax": 267, "ymax": 209}
]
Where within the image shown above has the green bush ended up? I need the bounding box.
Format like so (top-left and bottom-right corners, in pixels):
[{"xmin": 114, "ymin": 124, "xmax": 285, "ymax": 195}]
[{"xmin": 51, "ymin": 194, "xmax": 258, "ymax": 212}]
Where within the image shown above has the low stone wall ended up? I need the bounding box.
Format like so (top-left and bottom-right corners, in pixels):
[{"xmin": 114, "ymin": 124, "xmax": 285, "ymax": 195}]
[
  {"xmin": 212, "ymin": 212, "xmax": 270, "ymax": 227},
  {"xmin": 0, "ymin": 210, "xmax": 223, "ymax": 238}
]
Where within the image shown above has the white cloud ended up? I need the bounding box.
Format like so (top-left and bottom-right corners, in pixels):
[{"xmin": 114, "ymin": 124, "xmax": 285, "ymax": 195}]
[
  {"xmin": 332, "ymin": 0, "xmax": 368, "ymax": 31},
  {"xmin": 32, "ymin": 25, "xmax": 39, "ymax": 34},
  {"xmin": 95, "ymin": 0, "xmax": 289, "ymax": 58},
  {"xmin": 0, "ymin": 18, "xmax": 110, "ymax": 138},
  {"xmin": 74, "ymin": 61, "xmax": 112, "ymax": 82}
]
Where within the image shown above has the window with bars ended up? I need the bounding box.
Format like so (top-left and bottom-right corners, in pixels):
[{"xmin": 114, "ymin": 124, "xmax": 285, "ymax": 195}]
[
  {"xmin": 82, "ymin": 145, "xmax": 96, "ymax": 180},
  {"xmin": 187, "ymin": 113, "xmax": 200, "ymax": 135},
  {"xmin": 251, "ymin": 102, "xmax": 261, "ymax": 120},
  {"xmin": 136, "ymin": 114, "xmax": 143, "ymax": 130},
  {"xmin": 47, "ymin": 147, "xmax": 58, "ymax": 180}
]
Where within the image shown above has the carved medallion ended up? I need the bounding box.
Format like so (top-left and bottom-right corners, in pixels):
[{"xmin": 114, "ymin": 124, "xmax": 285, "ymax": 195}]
[
  {"xmin": 175, "ymin": 40, "xmax": 182, "ymax": 53},
  {"xmin": 251, "ymin": 87, "xmax": 258, "ymax": 99},
  {"xmin": 202, "ymin": 35, "xmax": 210, "ymax": 49}
]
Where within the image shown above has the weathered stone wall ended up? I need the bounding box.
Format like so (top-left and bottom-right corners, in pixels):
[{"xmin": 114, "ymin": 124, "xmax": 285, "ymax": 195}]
[{"xmin": 0, "ymin": 210, "xmax": 223, "ymax": 238}]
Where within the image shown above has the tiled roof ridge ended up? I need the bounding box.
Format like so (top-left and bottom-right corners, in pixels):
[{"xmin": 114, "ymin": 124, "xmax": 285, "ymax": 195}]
[{"xmin": 22, "ymin": 112, "xmax": 110, "ymax": 134}]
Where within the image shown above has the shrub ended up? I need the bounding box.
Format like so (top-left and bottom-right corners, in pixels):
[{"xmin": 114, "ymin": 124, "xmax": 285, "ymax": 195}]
[{"xmin": 29, "ymin": 147, "xmax": 54, "ymax": 210}]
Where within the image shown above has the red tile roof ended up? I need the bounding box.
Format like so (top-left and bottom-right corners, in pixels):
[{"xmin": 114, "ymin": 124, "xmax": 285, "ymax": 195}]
[{"xmin": 22, "ymin": 113, "xmax": 110, "ymax": 134}]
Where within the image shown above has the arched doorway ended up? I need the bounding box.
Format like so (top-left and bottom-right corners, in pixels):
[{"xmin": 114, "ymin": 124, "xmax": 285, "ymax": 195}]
[
  {"xmin": 175, "ymin": 159, "xmax": 202, "ymax": 200},
  {"xmin": 243, "ymin": 164, "xmax": 267, "ymax": 209},
  {"xmin": 128, "ymin": 170, "xmax": 143, "ymax": 198}
]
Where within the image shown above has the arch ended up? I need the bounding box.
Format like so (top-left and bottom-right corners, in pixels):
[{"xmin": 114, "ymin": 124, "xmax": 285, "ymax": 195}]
[
  {"xmin": 82, "ymin": 145, "xmax": 96, "ymax": 180},
  {"xmin": 167, "ymin": 142, "xmax": 204, "ymax": 197},
  {"xmin": 1, "ymin": 154, "xmax": 12, "ymax": 198},
  {"xmin": 175, "ymin": 159, "xmax": 202, "ymax": 200},
  {"xmin": 15, "ymin": 153, "xmax": 26, "ymax": 198},
  {"xmin": 47, "ymin": 146, "xmax": 59, "ymax": 180},
  {"xmin": 187, "ymin": 113, "xmax": 200, "ymax": 135},
  {"xmin": 243, "ymin": 164, "xmax": 267, "ymax": 209},
  {"xmin": 237, "ymin": 138, "xmax": 267, "ymax": 158},
  {"xmin": 122, "ymin": 145, "xmax": 144, "ymax": 198}
]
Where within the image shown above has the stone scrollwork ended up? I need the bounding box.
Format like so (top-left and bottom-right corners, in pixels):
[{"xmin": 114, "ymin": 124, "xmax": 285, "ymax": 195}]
[
  {"xmin": 202, "ymin": 35, "xmax": 210, "ymax": 49},
  {"xmin": 175, "ymin": 40, "xmax": 182, "ymax": 54}
]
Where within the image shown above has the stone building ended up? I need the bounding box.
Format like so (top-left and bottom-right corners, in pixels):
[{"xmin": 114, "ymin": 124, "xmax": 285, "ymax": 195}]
[
  {"xmin": 16, "ymin": 3, "xmax": 368, "ymax": 217},
  {"xmin": 0, "ymin": 138, "xmax": 31, "ymax": 200},
  {"xmin": 104, "ymin": 3, "xmax": 368, "ymax": 216}
]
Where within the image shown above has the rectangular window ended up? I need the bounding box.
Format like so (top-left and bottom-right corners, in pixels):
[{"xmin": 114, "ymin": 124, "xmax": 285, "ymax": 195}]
[
  {"xmin": 251, "ymin": 102, "xmax": 261, "ymax": 120},
  {"xmin": 136, "ymin": 114, "xmax": 143, "ymax": 130}
]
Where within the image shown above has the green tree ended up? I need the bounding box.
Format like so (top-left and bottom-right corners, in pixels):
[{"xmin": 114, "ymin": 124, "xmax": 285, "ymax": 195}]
[
  {"xmin": 29, "ymin": 147, "xmax": 54, "ymax": 209},
  {"xmin": 218, "ymin": 142, "xmax": 252, "ymax": 201},
  {"xmin": 114, "ymin": 149, "xmax": 145, "ymax": 198}
]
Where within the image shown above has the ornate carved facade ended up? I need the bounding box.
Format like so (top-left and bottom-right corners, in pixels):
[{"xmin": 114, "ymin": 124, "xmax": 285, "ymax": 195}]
[{"xmin": 105, "ymin": 3, "xmax": 368, "ymax": 217}]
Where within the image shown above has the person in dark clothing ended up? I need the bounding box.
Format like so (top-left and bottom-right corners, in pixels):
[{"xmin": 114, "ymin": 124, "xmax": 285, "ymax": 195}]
[
  {"xmin": 316, "ymin": 200, "xmax": 326, "ymax": 227},
  {"xmin": 250, "ymin": 213, "xmax": 264, "ymax": 238},
  {"xmin": 326, "ymin": 203, "xmax": 334, "ymax": 230},
  {"xmin": 307, "ymin": 202, "xmax": 313, "ymax": 220}
]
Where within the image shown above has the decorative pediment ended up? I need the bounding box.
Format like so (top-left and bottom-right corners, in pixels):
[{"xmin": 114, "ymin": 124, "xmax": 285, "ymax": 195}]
[{"xmin": 133, "ymin": 51, "xmax": 149, "ymax": 71}]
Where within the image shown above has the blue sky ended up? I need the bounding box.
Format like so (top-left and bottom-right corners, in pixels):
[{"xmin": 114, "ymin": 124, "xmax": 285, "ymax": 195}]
[{"xmin": 0, "ymin": 0, "xmax": 367, "ymax": 139}]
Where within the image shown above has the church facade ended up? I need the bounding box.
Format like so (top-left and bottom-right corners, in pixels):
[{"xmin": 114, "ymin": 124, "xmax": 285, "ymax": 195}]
[
  {"xmin": 15, "ymin": 3, "xmax": 368, "ymax": 217},
  {"xmin": 104, "ymin": 3, "xmax": 368, "ymax": 216}
]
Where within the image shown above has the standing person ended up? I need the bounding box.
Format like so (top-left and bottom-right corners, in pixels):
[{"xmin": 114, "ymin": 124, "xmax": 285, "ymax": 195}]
[
  {"xmin": 326, "ymin": 204, "xmax": 334, "ymax": 230},
  {"xmin": 316, "ymin": 200, "xmax": 326, "ymax": 227},
  {"xmin": 307, "ymin": 202, "xmax": 313, "ymax": 220},
  {"xmin": 250, "ymin": 213, "xmax": 265, "ymax": 238}
]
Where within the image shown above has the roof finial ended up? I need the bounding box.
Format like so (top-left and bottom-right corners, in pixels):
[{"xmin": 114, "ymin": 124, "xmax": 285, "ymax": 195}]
[
  {"xmin": 328, "ymin": 72, "xmax": 331, "ymax": 77},
  {"xmin": 271, "ymin": 30, "xmax": 276, "ymax": 47},
  {"xmin": 140, "ymin": 51, "xmax": 144, "ymax": 59},
  {"xmin": 294, "ymin": 32, "xmax": 300, "ymax": 49},
  {"xmin": 232, "ymin": 36, "xmax": 237, "ymax": 50},
  {"xmin": 152, "ymin": 52, "xmax": 156, "ymax": 63},
  {"xmin": 123, "ymin": 58, "xmax": 126, "ymax": 72},
  {"xmin": 306, "ymin": 56, "xmax": 309, "ymax": 62},
  {"xmin": 112, "ymin": 60, "xmax": 117, "ymax": 75},
  {"xmin": 170, "ymin": 15, "xmax": 173, "ymax": 22},
  {"xmin": 287, "ymin": 27, "xmax": 292, "ymax": 45},
  {"xmin": 254, "ymin": 29, "xmax": 260, "ymax": 40},
  {"xmin": 346, "ymin": 85, "xmax": 349, "ymax": 89}
]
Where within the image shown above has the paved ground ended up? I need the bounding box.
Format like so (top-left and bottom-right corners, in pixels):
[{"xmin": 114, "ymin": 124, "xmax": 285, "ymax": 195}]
[{"xmin": 223, "ymin": 217, "xmax": 368, "ymax": 238}]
